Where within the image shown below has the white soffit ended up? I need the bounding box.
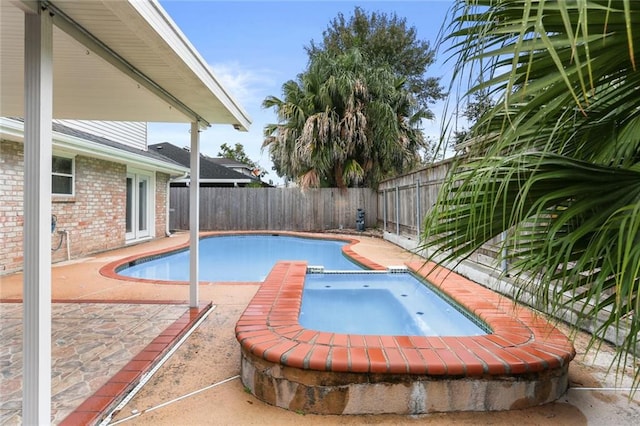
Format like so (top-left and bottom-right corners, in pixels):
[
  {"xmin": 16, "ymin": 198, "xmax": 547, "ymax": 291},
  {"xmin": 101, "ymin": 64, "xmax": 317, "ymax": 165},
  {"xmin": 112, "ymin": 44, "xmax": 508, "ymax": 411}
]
[{"xmin": 0, "ymin": 0, "xmax": 251, "ymax": 130}]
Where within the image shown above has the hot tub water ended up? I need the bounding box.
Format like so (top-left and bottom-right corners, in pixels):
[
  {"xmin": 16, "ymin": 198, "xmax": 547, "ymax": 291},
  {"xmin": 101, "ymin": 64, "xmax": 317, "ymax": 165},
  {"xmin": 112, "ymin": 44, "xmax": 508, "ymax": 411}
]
[{"xmin": 300, "ymin": 272, "xmax": 487, "ymax": 336}]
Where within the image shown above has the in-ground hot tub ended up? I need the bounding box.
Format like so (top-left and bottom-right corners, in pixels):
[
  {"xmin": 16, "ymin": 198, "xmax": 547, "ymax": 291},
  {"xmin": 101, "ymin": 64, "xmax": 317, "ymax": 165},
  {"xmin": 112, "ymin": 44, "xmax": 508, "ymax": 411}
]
[
  {"xmin": 236, "ymin": 261, "xmax": 575, "ymax": 415},
  {"xmin": 299, "ymin": 270, "xmax": 488, "ymax": 337}
]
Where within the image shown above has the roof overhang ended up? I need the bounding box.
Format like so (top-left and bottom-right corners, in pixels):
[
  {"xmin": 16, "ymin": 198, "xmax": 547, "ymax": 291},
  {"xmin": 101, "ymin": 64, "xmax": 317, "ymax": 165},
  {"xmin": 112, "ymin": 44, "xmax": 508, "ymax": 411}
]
[
  {"xmin": 1, "ymin": 0, "xmax": 251, "ymax": 131},
  {"xmin": 0, "ymin": 118, "xmax": 189, "ymax": 177}
]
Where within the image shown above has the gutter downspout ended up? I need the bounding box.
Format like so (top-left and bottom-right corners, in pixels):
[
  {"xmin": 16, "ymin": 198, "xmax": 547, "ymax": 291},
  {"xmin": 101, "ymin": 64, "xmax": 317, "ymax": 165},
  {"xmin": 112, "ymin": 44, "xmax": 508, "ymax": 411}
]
[
  {"xmin": 65, "ymin": 230, "xmax": 71, "ymax": 261},
  {"xmin": 166, "ymin": 178, "xmax": 171, "ymax": 236}
]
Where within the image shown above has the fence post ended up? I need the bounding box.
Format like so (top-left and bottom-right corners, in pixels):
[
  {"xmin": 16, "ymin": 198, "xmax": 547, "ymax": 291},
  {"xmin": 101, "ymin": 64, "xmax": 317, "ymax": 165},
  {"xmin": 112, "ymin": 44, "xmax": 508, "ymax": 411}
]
[
  {"xmin": 501, "ymin": 230, "xmax": 509, "ymax": 274},
  {"xmin": 395, "ymin": 185, "xmax": 400, "ymax": 235},
  {"xmin": 416, "ymin": 179, "xmax": 421, "ymax": 240},
  {"xmin": 383, "ymin": 189, "xmax": 387, "ymax": 232}
]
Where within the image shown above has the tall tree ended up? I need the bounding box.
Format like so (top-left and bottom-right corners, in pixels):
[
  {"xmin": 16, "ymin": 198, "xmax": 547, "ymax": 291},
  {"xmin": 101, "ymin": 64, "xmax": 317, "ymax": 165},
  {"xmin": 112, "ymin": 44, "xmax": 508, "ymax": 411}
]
[
  {"xmin": 451, "ymin": 89, "xmax": 495, "ymax": 152},
  {"xmin": 306, "ymin": 6, "xmax": 445, "ymax": 115},
  {"xmin": 217, "ymin": 142, "xmax": 267, "ymax": 178},
  {"xmin": 422, "ymin": 0, "xmax": 640, "ymax": 388},
  {"xmin": 263, "ymin": 49, "xmax": 428, "ymax": 189}
]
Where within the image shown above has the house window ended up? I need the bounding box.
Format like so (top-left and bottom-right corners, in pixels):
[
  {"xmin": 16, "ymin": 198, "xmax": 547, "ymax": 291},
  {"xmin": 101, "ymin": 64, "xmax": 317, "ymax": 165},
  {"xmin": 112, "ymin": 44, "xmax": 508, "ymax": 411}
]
[{"xmin": 52, "ymin": 155, "xmax": 74, "ymax": 195}]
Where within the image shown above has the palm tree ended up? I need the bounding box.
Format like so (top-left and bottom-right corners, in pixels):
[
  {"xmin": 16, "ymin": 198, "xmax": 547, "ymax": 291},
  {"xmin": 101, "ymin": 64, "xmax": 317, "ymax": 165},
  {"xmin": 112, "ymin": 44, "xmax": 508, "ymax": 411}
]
[
  {"xmin": 263, "ymin": 49, "xmax": 428, "ymax": 189},
  {"xmin": 422, "ymin": 0, "xmax": 640, "ymax": 388}
]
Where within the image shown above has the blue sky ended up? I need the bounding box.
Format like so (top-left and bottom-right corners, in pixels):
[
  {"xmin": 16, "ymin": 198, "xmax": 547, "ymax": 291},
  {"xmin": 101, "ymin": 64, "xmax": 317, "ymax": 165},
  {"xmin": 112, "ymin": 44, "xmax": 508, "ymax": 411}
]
[{"xmin": 149, "ymin": 0, "xmax": 457, "ymax": 185}]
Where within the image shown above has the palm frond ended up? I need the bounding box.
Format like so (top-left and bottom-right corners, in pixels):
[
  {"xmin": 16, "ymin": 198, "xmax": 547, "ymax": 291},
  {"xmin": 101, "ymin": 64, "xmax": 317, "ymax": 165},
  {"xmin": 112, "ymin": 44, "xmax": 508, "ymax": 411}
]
[{"xmin": 425, "ymin": 0, "xmax": 640, "ymax": 390}]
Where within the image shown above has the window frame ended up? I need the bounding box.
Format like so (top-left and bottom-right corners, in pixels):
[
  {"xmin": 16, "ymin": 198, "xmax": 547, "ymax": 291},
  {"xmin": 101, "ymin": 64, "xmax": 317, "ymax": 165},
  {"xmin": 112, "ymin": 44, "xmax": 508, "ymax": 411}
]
[{"xmin": 52, "ymin": 154, "xmax": 75, "ymax": 196}]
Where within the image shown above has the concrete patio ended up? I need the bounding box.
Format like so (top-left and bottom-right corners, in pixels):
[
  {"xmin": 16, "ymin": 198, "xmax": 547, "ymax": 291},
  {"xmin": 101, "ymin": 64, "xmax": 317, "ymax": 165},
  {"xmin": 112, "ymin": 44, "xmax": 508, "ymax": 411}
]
[{"xmin": 0, "ymin": 232, "xmax": 638, "ymax": 424}]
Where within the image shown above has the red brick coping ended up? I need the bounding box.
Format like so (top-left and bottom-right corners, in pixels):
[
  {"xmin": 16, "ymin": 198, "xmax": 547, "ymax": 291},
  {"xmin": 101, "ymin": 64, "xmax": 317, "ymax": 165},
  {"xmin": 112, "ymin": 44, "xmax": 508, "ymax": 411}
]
[
  {"xmin": 60, "ymin": 302, "xmax": 212, "ymax": 426},
  {"xmin": 236, "ymin": 261, "xmax": 575, "ymax": 377},
  {"xmin": 100, "ymin": 231, "xmax": 384, "ymax": 285}
]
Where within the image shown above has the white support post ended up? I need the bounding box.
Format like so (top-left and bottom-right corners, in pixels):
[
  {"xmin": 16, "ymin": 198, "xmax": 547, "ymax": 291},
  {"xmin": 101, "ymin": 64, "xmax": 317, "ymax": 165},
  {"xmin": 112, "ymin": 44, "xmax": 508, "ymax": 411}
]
[
  {"xmin": 23, "ymin": 7, "xmax": 53, "ymax": 425},
  {"xmin": 189, "ymin": 121, "xmax": 200, "ymax": 307}
]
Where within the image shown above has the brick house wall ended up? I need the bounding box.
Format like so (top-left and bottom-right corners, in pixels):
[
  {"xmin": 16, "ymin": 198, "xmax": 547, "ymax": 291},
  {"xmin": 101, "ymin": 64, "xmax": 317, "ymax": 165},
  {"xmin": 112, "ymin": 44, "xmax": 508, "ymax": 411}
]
[
  {"xmin": 50, "ymin": 156, "xmax": 127, "ymax": 263},
  {"xmin": 155, "ymin": 171, "xmax": 170, "ymax": 238},
  {"xmin": 0, "ymin": 139, "xmax": 171, "ymax": 274},
  {"xmin": 0, "ymin": 141, "xmax": 24, "ymax": 273}
]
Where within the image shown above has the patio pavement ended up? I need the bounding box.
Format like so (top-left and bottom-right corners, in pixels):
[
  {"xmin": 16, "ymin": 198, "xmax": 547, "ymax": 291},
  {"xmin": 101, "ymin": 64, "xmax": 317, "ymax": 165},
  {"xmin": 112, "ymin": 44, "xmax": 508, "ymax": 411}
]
[
  {"xmin": 0, "ymin": 302, "xmax": 189, "ymax": 424},
  {"xmin": 1, "ymin": 231, "xmax": 639, "ymax": 425}
]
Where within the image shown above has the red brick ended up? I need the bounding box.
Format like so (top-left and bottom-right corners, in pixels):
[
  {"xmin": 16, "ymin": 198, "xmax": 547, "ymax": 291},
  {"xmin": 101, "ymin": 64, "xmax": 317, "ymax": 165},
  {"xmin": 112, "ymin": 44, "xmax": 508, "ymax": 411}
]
[
  {"xmin": 367, "ymin": 347, "xmax": 388, "ymax": 373},
  {"xmin": 349, "ymin": 347, "xmax": 369, "ymax": 372},
  {"xmin": 329, "ymin": 347, "xmax": 349, "ymax": 371}
]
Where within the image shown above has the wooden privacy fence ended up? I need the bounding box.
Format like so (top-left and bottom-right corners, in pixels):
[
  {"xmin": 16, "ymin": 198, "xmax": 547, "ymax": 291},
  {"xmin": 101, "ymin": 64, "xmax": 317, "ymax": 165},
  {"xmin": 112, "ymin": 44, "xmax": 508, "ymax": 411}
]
[
  {"xmin": 377, "ymin": 158, "xmax": 454, "ymax": 239},
  {"xmin": 169, "ymin": 187, "xmax": 377, "ymax": 231},
  {"xmin": 377, "ymin": 158, "xmax": 504, "ymax": 269}
]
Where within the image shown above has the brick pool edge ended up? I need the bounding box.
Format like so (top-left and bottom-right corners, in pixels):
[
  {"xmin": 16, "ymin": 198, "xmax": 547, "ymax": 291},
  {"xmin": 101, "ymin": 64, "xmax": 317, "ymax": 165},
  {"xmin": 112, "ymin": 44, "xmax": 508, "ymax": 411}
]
[{"xmin": 235, "ymin": 261, "xmax": 576, "ymax": 414}]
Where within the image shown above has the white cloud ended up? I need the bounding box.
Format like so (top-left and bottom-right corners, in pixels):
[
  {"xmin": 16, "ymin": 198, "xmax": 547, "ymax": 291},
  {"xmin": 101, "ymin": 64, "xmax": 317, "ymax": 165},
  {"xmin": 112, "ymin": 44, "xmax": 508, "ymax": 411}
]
[
  {"xmin": 210, "ymin": 61, "xmax": 278, "ymax": 106},
  {"xmin": 148, "ymin": 61, "xmax": 284, "ymax": 184}
]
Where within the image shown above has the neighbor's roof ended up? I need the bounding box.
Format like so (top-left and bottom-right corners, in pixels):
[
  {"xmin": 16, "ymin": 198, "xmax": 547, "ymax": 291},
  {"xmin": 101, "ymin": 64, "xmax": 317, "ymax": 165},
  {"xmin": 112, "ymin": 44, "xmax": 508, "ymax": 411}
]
[
  {"xmin": 149, "ymin": 142, "xmax": 260, "ymax": 183},
  {"xmin": 0, "ymin": 0, "xmax": 251, "ymax": 131},
  {"xmin": 207, "ymin": 157, "xmax": 254, "ymax": 170}
]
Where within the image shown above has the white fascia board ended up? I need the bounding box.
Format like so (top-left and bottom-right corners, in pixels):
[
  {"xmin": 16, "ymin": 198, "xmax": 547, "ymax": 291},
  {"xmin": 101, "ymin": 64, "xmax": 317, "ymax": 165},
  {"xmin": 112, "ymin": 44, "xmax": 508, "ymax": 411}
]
[
  {"xmin": 1, "ymin": 117, "xmax": 188, "ymax": 177},
  {"xmin": 173, "ymin": 177, "xmax": 254, "ymax": 184},
  {"xmin": 131, "ymin": 0, "xmax": 251, "ymax": 131},
  {"xmin": 54, "ymin": 132, "xmax": 189, "ymax": 177},
  {"xmin": 0, "ymin": 118, "xmax": 24, "ymax": 142}
]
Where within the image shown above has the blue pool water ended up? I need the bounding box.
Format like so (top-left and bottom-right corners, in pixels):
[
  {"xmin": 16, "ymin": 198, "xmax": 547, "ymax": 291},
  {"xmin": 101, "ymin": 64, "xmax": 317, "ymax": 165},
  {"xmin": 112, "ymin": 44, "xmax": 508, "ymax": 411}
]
[
  {"xmin": 119, "ymin": 234, "xmax": 363, "ymax": 282},
  {"xmin": 299, "ymin": 273, "xmax": 487, "ymax": 336}
]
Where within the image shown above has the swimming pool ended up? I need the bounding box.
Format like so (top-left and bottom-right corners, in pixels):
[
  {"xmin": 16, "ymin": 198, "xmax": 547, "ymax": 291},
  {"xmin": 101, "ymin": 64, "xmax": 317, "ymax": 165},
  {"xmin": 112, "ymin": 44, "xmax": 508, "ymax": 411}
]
[
  {"xmin": 116, "ymin": 234, "xmax": 364, "ymax": 282},
  {"xmin": 102, "ymin": 231, "xmax": 574, "ymax": 414},
  {"xmin": 300, "ymin": 272, "xmax": 487, "ymax": 336}
]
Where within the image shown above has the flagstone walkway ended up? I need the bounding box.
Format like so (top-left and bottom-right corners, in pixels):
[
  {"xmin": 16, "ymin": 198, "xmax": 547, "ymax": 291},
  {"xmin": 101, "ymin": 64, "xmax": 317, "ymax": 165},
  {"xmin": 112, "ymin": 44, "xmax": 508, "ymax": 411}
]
[{"xmin": 0, "ymin": 302, "xmax": 188, "ymax": 424}]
